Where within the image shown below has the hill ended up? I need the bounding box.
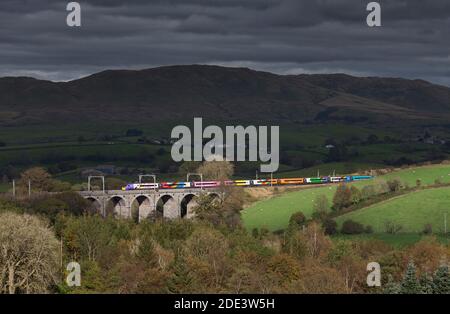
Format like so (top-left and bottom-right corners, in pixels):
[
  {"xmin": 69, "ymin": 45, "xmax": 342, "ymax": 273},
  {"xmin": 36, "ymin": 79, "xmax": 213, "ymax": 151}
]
[{"xmin": 1, "ymin": 65, "xmax": 450, "ymax": 128}]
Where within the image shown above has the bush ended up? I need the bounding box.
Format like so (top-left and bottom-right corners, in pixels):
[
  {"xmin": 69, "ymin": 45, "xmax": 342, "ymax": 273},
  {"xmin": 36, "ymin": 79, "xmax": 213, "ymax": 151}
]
[
  {"xmin": 384, "ymin": 220, "xmax": 403, "ymax": 234},
  {"xmin": 289, "ymin": 211, "xmax": 307, "ymax": 228},
  {"xmin": 259, "ymin": 227, "xmax": 270, "ymax": 238},
  {"xmin": 422, "ymin": 224, "xmax": 433, "ymax": 235},
  {"xmin": 365, "ymin": 225, "xmax": 374, "ymax": 234},
  {"xmin": 387, "ymin": 179, "xmax": 402, "ymax": 192},
  {"xmin": 322, "ymin": 218, "xmax": 338, "ymax": 235},
  {"xmin": 341, "ymin": 219, "xmax": 365, "ymax": 235}
]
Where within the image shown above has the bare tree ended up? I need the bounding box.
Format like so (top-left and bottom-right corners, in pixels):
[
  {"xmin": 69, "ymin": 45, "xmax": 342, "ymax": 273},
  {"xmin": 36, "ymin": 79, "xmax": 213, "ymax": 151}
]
[
  {"xmin": 0, "ymin": 212, "xmax": 60, "ymax": 294},
  {"xmin": 196, "ymin": 160, "xmax": 234, "ymax": 181}
]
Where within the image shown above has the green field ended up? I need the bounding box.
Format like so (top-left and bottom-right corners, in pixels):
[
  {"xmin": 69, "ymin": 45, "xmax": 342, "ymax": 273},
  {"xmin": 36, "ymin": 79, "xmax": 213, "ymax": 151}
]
[
  {"xmin": 242, "ymin": 164, "xmax": 450, "ymax": 231},
  {"xmin": 335, "ymin": 187, "xmax": 450, "ymax": 233}
]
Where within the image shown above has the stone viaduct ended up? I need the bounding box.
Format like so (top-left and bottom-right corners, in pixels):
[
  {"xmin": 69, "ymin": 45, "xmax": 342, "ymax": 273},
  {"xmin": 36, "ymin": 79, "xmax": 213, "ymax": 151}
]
[{"xmin": 78, "ymin": 189, "xmax": 221, "ymax": 222}]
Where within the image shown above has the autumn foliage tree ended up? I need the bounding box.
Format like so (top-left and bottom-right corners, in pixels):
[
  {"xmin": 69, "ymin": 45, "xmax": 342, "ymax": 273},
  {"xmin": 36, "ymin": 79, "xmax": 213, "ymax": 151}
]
[
  {"xmin": 18, "ymin": 167, "xmax": 53, "ymax": 194},
  {"xmin": 332, "ymin": 184, "xmax": 352, "ymax": 211},
  {"xmin": 196, "ymin": 160, "xmax": 234, "ymax": 181},
  {"xmin": 0, "ymin": 212, "xmax": 60, "ymax": 294}
]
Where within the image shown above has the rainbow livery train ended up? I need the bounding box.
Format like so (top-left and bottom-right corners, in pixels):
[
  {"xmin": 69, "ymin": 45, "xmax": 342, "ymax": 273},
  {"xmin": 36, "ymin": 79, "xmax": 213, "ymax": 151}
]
[{"xmin": 122, "ymin": 175, "xmax": 373, "ymax": 191}]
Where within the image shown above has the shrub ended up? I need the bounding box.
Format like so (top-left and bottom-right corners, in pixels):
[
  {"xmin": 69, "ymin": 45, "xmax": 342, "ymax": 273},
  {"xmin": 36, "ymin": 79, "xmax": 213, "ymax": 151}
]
[
  {"xmin": 365, "ymin": 225, "xmax": 374, "ymax": 234},
  {"xmin": 387, "ymin": 179, "xmax": 402, "ymax": 192},
  {"xmin": 341, "ymin": 219, "xmax": 365, "ymax": 235},
  {"xmin": 384, "ymin": 220, "xmax": 403, "ymax": 234},
  {"xmin": 259, "ymin": 227, "xmax": 270, "ymax": 238},
  {"xmin": 422, "ymin": 224, "xmax": 433, "ymax": 235},
  {"xmin": 322, "ymin": 218, "xmax": 338, "ymax": 235},
  {"xmin": 289, "ymin": 211, "xmax": 307, "ymax": 228}
]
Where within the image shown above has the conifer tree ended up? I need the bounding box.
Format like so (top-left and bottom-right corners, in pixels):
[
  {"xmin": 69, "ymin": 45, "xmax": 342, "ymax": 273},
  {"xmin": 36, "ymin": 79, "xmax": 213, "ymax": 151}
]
[
  {"xmin": 400, "ymin": 261, "xmax": 421, "ymax": 294},
  {"xmin": 383, "ymin": 274, "xmax": 401, "ymax": 294},
  {"xmin": 432, "ymin": 264, "xmax": 450, "ymax": 294},
  {"xmin": 167, "ymin": 255, "xmax": 195, "ymax": 294},
  {"xmin": 419, "ymin": 272, "xmax": 435, "ymax": 294}
]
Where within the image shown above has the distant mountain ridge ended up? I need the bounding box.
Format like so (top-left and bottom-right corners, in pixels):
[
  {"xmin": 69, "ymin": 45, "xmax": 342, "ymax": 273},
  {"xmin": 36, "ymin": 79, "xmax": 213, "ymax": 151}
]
[{"xmin": 0, "ymin": 65, "xmax": 449, "ymax": 127}]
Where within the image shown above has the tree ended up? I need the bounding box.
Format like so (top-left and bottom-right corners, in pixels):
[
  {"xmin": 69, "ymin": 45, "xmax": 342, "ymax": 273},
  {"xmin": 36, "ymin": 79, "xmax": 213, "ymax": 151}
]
[
  {"xmin": 297, "ymin": 222, "xmax": 331, "ymax": 259},
  {"xmin": 312, "ymin": 195, "xmax": 329, "ymax": 221},
  {"xmin": 387, "ymin": 179, "xmax": 402, "ymax": 192},
  {"xmin": 18, "ymin": 167, "xmax": 54, "ymax": 193},
  {"xmin": 31, "ymin": 197, "xmax": 68, "ymax": 221},
  {"xmin": 350, "ymin": 186, "xmax": 361, "ymax": 204},
  {"xmin": 54, "ymin": 192, "xmax": 91, "ymax": 216},
  {"xmin": 322, "ymin": 218, "xmax": 338, "ymax": 235},
  {"xmin": 419, "ymin": 272, "xmax": 435, "ymax": 294},
  {"xmin": 183, "ymin": 227, "xmax": 230, "ymax": 292},
  {"xmin": 433, "ymin": 264, "xmax": 450, "ymax": 294},
  {"xmin": 341, "ymin": 220, "xmax": 365, "ymax": 235},
  {"xmin": 167, "ymin": 255, "xmax": 196, "ymax": 294},
  {"xmin": 193, "ymin": 189, "xmax": 242, "ymax": 229},
  {"xmin": 289, "ymin": 211, "xmax": 306, "ymax": 228},
  {"xmin": 197, "ymin": 160, "xmax": 234, "ymax": 181},
  {"xmin": 332, "ymin": 184, "xmax": 352, "ymax": 211},
  {"xmin": 400, "ymin": 261, "xmax": 421, "ymax": 294},
  {"xmin": 383, "ymin": 274, "xmax": 401, "ymax": 294},
  {"xmin": 0, "ymin": 212, "xmax": 60, "ymax": 294},
  {"xmin": 63, "ymin": 214, "xmax": 113, "ymax": 262}
]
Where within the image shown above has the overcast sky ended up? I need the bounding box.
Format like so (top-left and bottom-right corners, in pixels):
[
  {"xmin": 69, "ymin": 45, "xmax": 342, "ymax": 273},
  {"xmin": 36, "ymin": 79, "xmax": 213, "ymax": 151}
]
[{"xmin": 0, "ymin": 0, "xmax": 449, "ymax": 86}]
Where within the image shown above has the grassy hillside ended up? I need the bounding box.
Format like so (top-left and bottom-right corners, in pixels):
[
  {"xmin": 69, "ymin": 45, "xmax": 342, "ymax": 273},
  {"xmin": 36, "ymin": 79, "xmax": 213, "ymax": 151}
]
[
  {"xmin": 242, "ymin": 164, "xmax": 450, "ymax": 231},
  {"xmin": 335, "ymin": 187, "xmax": 450, "ymax": 233}
]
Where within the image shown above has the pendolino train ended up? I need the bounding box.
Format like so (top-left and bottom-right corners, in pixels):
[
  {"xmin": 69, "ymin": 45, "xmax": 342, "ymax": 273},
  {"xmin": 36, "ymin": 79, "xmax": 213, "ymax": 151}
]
[{"xmin": 122, "ymin": 175, "xmax": 373, "ymax": 191}]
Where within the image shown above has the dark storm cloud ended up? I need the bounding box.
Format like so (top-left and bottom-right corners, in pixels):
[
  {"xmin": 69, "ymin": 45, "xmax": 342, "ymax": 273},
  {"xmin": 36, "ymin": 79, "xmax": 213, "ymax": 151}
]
[{"xmin": 0, "ymin": 0, "xmax": 448, "ymax": 85}]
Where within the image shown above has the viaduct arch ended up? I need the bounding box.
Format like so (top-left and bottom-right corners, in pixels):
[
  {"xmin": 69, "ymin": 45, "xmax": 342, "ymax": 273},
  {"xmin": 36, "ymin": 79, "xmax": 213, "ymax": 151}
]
[{"xmin": 79, "ymin": 189, "xmax": 222, "ymax": 223}]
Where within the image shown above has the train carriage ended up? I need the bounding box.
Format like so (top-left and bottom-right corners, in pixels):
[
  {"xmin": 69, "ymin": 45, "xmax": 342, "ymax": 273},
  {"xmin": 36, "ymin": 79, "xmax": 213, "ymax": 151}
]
[
  {"xmin": 278, "ymin": 178, "xmax": 305, "ymax": 185},
  {"xmin": 193, "ymin": 181, "xmax": 221, "ymax": 188},
  {"xmin": 305, "ymin": 177, "xmax": 322, "ymax": 184},
  {"xmin": 122, "ymin": 175, "xmax": 373, "ymax": 190},
  {"xmin": 160, "ymin": 182, "xmax": 192, "ymax": 189}
]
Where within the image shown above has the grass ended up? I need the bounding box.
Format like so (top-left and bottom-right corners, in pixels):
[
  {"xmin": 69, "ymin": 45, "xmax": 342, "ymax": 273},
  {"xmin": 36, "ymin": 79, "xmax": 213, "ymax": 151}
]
[
  {"xmin": 242, "ymin": 185, "xmax": 338, "ymax": 232},
  {"xmin": 242, "ymin": 163, "xmax": 450, "ymax": 232},
  {"xmin": 335, "ymin": 187, "xmax": 450, "ymax": 233}
]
